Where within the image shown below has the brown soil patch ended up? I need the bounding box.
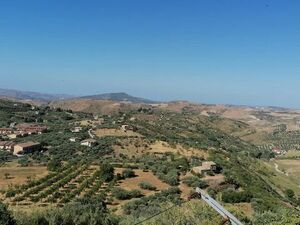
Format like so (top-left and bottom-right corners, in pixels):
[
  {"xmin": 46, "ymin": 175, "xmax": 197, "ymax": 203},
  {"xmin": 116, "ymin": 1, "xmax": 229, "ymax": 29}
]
[{"xmin": 115, "ymin": 168, "xmax": 170, "ymax": 194}]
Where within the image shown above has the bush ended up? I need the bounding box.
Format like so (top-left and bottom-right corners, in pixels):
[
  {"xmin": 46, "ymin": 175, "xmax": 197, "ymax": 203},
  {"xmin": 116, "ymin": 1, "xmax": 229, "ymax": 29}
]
[
  {"xmin": 207, "ymin": 188, "xmax": 217, "ymax": 198},
  {"xmin": 182, "ymin": 176, "xmax": 208, "ymax": 188},
  {"xmin": 99, "ymin": 163, "xmax": 114, "ymax": 182},
  {"xmin": 14, "ymin": 198, "xmax": 119, "ymax": 225},
  {"xmin": 112, "ymin": 188, "xmax": 142, "ymax": 200},
  {"xmin": 285, "ymin": 189, "xmax": 295, "ymax": 199},
  {"xmin": 122, "ymin": 169, "xmax": 136, "ymax": 178},
  {"xmin": 47, "ymin": 159, "xmax": 62, "ymax": 172},
  {"xmin": 139, "ymin": 182, "xmax": 157, "ymax": 191},
  {"xmin": 0, "ymin": 202, "xmax": 16, "ymax": 225},
  {"xmin": 222, "ymin": 189, "xmax": 253, "ymax": 203}
]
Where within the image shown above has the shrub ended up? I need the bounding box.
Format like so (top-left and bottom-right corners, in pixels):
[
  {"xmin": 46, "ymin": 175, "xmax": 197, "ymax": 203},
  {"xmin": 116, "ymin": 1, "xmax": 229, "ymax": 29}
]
[
  {"xmin": 139, "ymin": 182, "xmax": 157, "ymax": 191},
  {"xmin": 122, "ymin": 169, "xmax": 136, "ymax": 178},
  {"xmin": 207, "ymin": 188, "xmax": 217, "ymax": 198},
  {"xmin": 47, "ymin": 159, "xmax": 62, "ymax": 172},
  {"xmin": 182, "ymin": 176, "xmax": 208, "ymax": 188},
  {"xmin": 99, "ymin": 163, "xmax": 114, "ymax": 182},
  {"xmin": 222, "ymin": 189, "xmax": 253, "ymax": 203},
  {"xmin": 0, "ymin": 202, "xmax": 16, "ymax": 225},
  {"xmin": 112, "ymin": 188, "xmax": 142, "ymax": 200},
  {"xmin": 285, "ymin": 189, "xmax": 295, "ymax": 199}
]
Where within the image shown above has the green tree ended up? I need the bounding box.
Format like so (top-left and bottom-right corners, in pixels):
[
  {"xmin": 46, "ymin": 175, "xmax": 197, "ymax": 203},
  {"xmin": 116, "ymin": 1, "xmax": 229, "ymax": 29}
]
[
  {"xmin": 99, "ymin": 163, "xmax": 114, "ymax": 182},
  {"xmin": 122, "ymin": 169, "xmax": 135, "ymax": 178},
  {"xmin": 285, "ymin": 189, "xmax": 295, "ymax": 199},
  {"xmin": 47, "ymin": 159, "xmax": 62, "ymax": 172},
  {"xmin": 0, "ymin": 202, "xmax": 16, "ymax": 225}
]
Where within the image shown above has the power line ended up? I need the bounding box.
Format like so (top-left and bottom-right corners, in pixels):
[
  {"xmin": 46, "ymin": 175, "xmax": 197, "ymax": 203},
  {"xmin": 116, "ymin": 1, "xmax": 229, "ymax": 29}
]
[{"xmin": 134, "ymin": 200, "xmax": 191, "ymax": 225}]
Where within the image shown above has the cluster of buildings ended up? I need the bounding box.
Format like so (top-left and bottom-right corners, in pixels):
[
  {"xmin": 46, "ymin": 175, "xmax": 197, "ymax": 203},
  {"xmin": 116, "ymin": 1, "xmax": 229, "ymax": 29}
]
[
  {"xmin": 0, "ymin": 123, "xmax": 46, "ymax": 156},
  {"xmin": 0, "ymin": 123, "xmax": 48, "ymax": 139},
  {"xmin": 0, "ymin": 141, "xmax": 40, "ymax": 156}
]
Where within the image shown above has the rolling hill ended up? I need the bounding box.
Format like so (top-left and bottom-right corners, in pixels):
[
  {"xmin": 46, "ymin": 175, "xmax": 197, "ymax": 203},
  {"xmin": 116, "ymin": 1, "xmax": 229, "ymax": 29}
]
[
  {"xmin": 0, "ymin": 88, "xmax": 74, "ymax": 102},
  {"xmin": 79, "ymin": 92, "xmax": 158, "ymax": 104}
]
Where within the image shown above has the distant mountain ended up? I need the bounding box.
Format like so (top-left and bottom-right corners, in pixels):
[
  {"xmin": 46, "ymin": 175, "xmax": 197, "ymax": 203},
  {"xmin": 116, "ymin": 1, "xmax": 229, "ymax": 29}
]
[
  {"xmin": 79, "ymin": 92, "xmax": 158, "ymax": 104},
  {"xmin": 0, "ymin": 88, "xmax": 74, "ymax": 102}
]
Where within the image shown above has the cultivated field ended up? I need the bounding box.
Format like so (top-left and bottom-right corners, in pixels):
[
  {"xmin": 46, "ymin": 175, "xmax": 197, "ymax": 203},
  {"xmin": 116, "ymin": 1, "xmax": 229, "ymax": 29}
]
[{"xmin": 0, "ymin": 163, "xmax": 107, "ymax": 208}]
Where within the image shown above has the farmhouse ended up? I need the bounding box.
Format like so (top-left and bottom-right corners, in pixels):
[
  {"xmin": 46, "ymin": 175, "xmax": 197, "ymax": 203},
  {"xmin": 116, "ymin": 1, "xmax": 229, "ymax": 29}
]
[
  {"xmin": 192, "ymin": 161, "xmax": 217, "ymax": 175},
  {"xmin": 272, "ymin": 148, "xmax": 287, "ymax": 155},
  {"xmin": 81, "ymin": 139, "xmax": 97, "ymax": 147},
  {"xmin": 0, "ymin": 141, "xmax": 15, "ymax": 151},
  {"xmin": 13, "ymin": 141, "xmax": 41, "ymax": 155},
  {"xmin": 69, "ymin": 137, "xmax": 78, "ymax": 142}
]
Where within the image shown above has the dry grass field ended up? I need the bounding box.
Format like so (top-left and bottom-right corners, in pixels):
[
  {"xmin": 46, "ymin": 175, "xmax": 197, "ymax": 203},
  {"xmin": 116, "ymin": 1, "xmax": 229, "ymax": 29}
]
[
  {"xmin": 149, "ymin": 141, "xmax": 209, "ymax": 159},
  {"xmin": 264, "ymin": 160, "xmax": 300, "ymax": 196},
  {"xmin": 275, "ymin": 159, "xmax": 300, "ymax": 179},
  {"xmin": 113, "ymin": 140, "xmax": 209, "ymax": 159},
  {"xmin": 95, "ymin": 128, "xmax": 141, "ymax": 137},
  {"xmin": 0, "ymin": 164, "xmax": 48, "ymax": 190},
  {"xmin": 279, "ymin": 150, "xmax": 300, "ymax": 159}
]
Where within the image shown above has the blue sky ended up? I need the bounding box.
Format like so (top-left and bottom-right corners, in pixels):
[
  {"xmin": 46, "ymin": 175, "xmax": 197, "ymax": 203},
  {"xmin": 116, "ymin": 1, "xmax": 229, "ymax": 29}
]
[{"xmin": 1, "ymin": 0, "xmax": 300, "ymax": 107}]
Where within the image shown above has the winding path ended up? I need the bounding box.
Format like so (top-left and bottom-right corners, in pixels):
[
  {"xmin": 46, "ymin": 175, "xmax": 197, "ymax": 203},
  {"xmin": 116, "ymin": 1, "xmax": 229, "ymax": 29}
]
[
  {"xmin": 88, "ymin": 128, "xmax": 95, "ymax": 138},
  {"xmin": 274, "ymin": 162, "xmax": 289, "ymax": 176}
]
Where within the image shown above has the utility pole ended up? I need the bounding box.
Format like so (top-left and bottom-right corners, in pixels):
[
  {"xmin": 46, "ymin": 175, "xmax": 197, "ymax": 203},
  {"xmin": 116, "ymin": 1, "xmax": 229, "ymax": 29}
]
[{"xmin": 195, "ymin": 187, "xmax": 243, "ymax": 225}]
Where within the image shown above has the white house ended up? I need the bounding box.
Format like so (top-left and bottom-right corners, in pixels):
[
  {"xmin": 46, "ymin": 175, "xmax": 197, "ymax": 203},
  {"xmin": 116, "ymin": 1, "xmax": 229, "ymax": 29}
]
[
  {"xmin": 69, "ymin": 137, "xmax": 78, "ymax": 142},
  {"xmin": 71, "ymin": 127, "xmax": 82, "ymax": 133},
  {"xmin": 80, "ymin": 139, "xmax": 97, "ymax": 147}
]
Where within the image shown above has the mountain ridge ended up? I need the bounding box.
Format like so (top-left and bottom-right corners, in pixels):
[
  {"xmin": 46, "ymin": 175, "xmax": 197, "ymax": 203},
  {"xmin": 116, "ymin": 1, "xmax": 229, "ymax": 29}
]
[
  {"xmin": 0, "ymin": 88, "xmax": 74, "ymax": 102},
  {"xmin": 79, "ymin": 92, "xmax": 158, "ymax": 104}
]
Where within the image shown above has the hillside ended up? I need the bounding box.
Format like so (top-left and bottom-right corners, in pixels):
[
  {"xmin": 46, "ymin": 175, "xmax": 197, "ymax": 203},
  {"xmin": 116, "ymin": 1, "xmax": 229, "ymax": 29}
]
[
  {"xmin": 80, "ymin": 92, "xmax": 158, "ymax": 104},
  {"xmin": 1, "ymin": 98, "xmax": 300, "ymax": 224},
  {"xmin": 50, "ymin": 99, "xmax": 147, "ymax": 115},
  {"xmin": 0, "ymin": 88, "xmax": 74, "ymax": 102}
]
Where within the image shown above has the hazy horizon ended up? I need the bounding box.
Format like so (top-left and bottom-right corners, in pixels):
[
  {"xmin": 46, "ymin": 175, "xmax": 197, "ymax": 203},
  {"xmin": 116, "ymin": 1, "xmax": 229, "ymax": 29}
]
[{"xmin": 1, "ymin": 1, "xmax": 300, "ymax": 108}]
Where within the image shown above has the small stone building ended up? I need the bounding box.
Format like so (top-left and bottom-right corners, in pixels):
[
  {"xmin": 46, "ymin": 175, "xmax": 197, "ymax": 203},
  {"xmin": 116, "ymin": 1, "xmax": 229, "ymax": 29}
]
[
  {"xmin": 192, "ymin": 161, "xmax": 217, "ymax": 176},
  {"xmin": 13, "ymin": 141, "xmax": 41, "ymax": 155}
]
